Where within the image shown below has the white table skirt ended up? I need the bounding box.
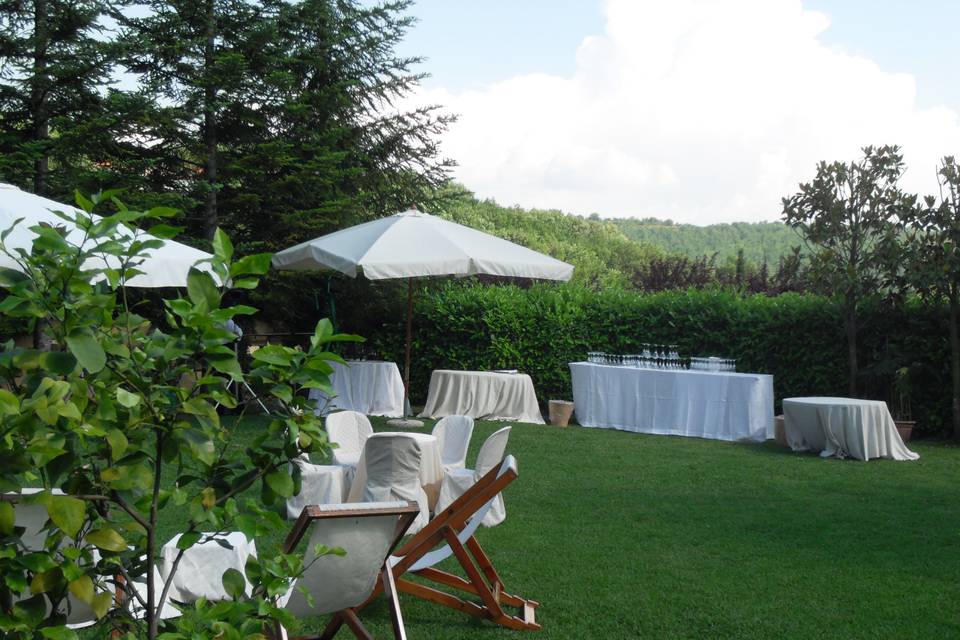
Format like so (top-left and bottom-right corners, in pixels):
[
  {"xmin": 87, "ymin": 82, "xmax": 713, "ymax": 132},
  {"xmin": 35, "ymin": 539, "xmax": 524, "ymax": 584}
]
[
  {"xmin": 309, "ymin": 360, "xmax": 405, "ymax": 417},
  {"xmin": 161, "ymin": 531, "xmax": 257, "ymax": 602},
  {"xmin": 782, "ymin": 397, "xmax": 919, "ymax": 461},
  {"xmin": 569, "ymin": 362, "xmax": 774, "ymax": 442},
  {"xmin": 418, "ymin": 370, "xmax": 545, "ymax": 424},
  {"xmin": 346, "ymin": 432, "xmax": 443, "ymax": 509}
]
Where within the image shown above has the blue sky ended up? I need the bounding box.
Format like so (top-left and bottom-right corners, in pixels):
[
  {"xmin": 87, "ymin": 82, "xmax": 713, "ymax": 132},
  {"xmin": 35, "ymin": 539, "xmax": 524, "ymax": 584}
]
[
  {"xmin": 392, "ymin": 1, "xmax": 960, "ymax": 223},
  {"xmin": 398, "ymin": 1, "xmax": 960, "ymax": 111}
]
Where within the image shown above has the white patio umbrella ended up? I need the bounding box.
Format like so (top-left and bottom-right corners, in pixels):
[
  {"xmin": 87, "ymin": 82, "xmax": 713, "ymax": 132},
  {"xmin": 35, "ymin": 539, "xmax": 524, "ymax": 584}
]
[
  {"xmin": 0, "ymin": 183, "xmax": 214, "ymax": 288},
  {"xmin": 272, "ymin": 208, "xmax": 574, "ymax": 422}
]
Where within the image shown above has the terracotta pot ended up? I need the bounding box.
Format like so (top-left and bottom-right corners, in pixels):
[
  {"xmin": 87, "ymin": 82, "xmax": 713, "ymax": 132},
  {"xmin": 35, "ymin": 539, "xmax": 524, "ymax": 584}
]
[
  {"xmin": 894, "ymin": 419, "xmax": 915, "ymax": 443},
  {"xmin": 548, "ymin": 400, "xmax": 575, "ymax": 427},
  {"xmin": 773, "ymin": 415, "xmax": 787, "ymax": 447}
]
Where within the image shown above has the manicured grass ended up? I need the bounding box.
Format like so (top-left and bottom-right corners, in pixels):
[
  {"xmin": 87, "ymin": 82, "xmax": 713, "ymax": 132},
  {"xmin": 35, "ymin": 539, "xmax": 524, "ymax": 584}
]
[{"xmin": 151, "ymin": 419, "xmax": 960, "ymax": 638}]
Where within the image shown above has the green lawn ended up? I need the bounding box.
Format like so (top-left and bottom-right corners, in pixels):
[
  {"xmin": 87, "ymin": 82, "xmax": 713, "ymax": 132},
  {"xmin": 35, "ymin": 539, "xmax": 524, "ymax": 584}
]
[{"xmin": 163, "ymin": 419, "xmax": 960, "ymax": 638}]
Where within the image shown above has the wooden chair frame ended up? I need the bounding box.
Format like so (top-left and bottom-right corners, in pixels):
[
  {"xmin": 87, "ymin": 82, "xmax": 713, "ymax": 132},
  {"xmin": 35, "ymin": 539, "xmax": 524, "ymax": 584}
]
[
  {"xmin": 363, "ymin": 456, "xmax": 540, "ymax": 631},
  {"xmin": 278, "ymin": 501, "xmax": 421, "ymax": 640}
]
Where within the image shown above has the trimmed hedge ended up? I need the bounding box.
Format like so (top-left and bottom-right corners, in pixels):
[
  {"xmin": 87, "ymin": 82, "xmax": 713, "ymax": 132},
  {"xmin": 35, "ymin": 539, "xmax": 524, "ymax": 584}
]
[{"xmin": 369, "ymin": 283, "xmax": 952, "ymax": 436}]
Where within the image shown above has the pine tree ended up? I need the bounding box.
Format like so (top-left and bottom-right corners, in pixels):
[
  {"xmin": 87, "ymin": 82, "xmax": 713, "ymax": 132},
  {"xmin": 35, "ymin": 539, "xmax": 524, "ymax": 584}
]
[{"xmin": 0, "ymin": 0, "xmax": 113, "ymax": 197}]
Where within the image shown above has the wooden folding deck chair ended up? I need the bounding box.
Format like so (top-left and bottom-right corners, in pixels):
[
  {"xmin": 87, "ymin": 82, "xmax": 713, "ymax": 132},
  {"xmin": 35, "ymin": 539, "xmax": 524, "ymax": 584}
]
[
  {"xmin": 277, "ymin": 500, "xmax": 421, "ymax": 640},
  {"xmin": 363, "ymin": 455, "xmax": 540, "ymax": 631}
]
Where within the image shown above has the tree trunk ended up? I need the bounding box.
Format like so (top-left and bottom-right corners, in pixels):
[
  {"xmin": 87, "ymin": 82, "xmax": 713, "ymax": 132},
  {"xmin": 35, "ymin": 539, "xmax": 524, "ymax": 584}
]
[
  {"xmin": 31, "ymin": 0, "xmax": 49, "ymax": 195},
  {"xmin": 202, "ymin": 0, "xmax": 218, "ymax": 240},
  {"xmin": 845, "ymin": 293, "xmax": 858, "ymax": 397},
  {"xmin": 950, "ymin": 295, "xmax": 960, "ymax": 441}
]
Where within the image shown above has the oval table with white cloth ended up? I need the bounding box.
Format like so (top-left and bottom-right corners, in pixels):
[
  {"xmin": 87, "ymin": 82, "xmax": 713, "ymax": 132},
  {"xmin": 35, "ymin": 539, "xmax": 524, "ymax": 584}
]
[
  {"xmin": 418, "ymin": 369, "xmax": 545, "ymax": 424},
  {"xmin": 346, "ymin": 431, "xmax": 444, "ymax": 509},
  {"xmin": 782, "ymin": 397, "xmax": 919, "ymax": 461},
  {"xmin": 308, "ymin": 359, "xmax": 405, "ymax": 417},
  {"xmin": 569, "ymin": 362, "xmax": 774, "ymax": 442}
]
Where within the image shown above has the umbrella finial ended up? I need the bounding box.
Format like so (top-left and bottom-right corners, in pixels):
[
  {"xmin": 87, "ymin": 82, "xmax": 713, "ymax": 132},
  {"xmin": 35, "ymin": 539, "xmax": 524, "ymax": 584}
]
[{"xmin": 410, "ymin": 203, "xmax": 417, "ymax": 211}]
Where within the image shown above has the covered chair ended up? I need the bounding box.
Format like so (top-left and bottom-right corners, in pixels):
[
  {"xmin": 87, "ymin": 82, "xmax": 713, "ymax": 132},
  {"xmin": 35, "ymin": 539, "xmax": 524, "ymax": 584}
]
[
  {"xmin": 435, "ymin": 426, "xmax": 511, "ymax": 527},
  {"xmin": 351, "ymin": 433, "xmax": 430, "ymax": 534},
  {"xmin": 285, "ymin": 457, "xmax": 347, "ymax": 519},
  {"xmin": 325, "ymin": 410, "xmax": 374, "ymax": 485},
  {"xmin": 361, "ymin": 455, "xmax": 539, "ymax": 631},
  {"xmin": 274, "ymin": 501, "xmax": 420, "ymax": 640},
  {"xmin": 432, "ymin": 415, "xmax": 474, "ymax": 471}
]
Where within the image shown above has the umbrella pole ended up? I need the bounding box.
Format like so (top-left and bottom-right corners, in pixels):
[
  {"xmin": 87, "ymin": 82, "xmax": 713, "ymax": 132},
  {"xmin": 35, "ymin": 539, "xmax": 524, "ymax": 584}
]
[
  {"xmin": 404, "ymin": 278, "xmax": 413, "ymax": 412},
  {"xmin": 389, "ymin": 279, "xmax": 423, "ymax": 427}
]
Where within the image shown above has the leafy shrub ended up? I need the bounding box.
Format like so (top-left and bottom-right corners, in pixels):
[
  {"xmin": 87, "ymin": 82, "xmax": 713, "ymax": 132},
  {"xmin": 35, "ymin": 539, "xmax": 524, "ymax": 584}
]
[{"xmin": 371, "ymin": 283, "xmax": 951, "ymax": 436}]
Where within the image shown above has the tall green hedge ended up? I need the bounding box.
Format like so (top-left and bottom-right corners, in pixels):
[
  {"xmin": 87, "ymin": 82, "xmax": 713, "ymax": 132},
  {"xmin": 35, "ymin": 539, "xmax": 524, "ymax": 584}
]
[{"xmin": 369, "ymin": 283, "xmax": 951, "ymax": 436}]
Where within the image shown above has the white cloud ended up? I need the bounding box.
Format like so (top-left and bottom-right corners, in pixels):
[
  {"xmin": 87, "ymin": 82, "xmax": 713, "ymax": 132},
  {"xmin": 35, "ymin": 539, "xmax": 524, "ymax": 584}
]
[{"xmin": 408, "ymin": 0, "xmax": 960, "ymax": 224}]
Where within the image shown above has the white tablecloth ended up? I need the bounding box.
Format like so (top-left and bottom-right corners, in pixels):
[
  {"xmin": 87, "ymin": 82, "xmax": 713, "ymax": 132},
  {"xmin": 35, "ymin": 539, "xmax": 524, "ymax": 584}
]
[
  {"xmin": 161, "ymin": 531, "xmax": 257, "ymax": 602},
  {"xmin": 418, "ymin": 370, "xmax": 545, "ymax": 424},
  {"xmin": 569, "ymin": 362, "xmax": 774, "ymax": 442},
  {"xmin": 346, "ymin": 432, "xmax": 443, "ymax": 509},
  {"xmin": 782, "ymin": 397, "xmax": 919, "ymax": 461},
  {"xmin": 309, "ymin": 360, "xmax": 405, "ymax": 417}
]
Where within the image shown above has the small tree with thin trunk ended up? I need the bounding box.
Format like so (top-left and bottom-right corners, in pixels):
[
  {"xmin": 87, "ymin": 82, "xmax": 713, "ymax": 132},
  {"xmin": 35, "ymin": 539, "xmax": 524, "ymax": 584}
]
[
  {"xmin": 900, "ymin": 156, "xmax": 960, "ymax": 440},
  {"xmin": 782, "ymin": 145, "xmax": 906, "ymax": 397}
]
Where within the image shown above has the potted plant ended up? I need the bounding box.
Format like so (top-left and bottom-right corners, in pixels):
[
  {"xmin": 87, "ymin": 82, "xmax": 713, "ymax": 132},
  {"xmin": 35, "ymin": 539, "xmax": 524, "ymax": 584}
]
[{"xmin": 892, "ymin": 366, "xmax": 916, "ymax": 442}]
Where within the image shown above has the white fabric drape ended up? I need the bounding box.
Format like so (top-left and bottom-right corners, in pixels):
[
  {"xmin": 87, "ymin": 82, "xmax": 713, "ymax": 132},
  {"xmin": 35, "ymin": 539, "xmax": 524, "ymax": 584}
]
[
  {"xmin": 346, "ymin": 434, "xmax": 431, "ymax": 534},
  {"xmin": 419, "ymin": 370, "xmax": 544, "ymax": 424},
  {"xmin": 161, "ymin": 532, "xmax": 257, "ymax": 602},
  {"xmin": 280, "ymin": 501, "xmax": 412, "ymax": 617},
  {"xmin": 569, "ymin": 362, "xmax": 774, "ymax": 442},
  {"xmin": 432, "ymin": 415, "xmax": 475, "ymax": 470},
  {"xmin": 435, "ymin": 427, "xmax": 511, "ymax": 527},
  {"xmin": 286, "ymin": 458, "xmax": 348, "ymax": 518},
  {"xmin": 782, "ymin": 397, "xmax": 919, "ymax": 461},
  {"xmin": 309, "ymin": 360, "xmax": 405, "ymax": 417},
  {"xmin": 325, "ymin": 411, "xmax": 374, "ymax": 485}
]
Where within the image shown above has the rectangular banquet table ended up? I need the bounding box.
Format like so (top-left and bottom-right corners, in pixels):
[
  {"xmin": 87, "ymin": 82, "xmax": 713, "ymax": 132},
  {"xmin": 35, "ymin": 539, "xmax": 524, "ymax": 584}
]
[
  {"xmin": 569, "ymin": 362, "xmax": 774, "ymax": 442},
  {"xmin": 308, "ymin": 359, "xmax": 405, "ymax": 417},
  {"xmin": 782, "ymin": 397, "xmax": 919, "ymax": 461},
  {"xmin": 418, "ymin": 369, "xmax": 545, "ymax": 424}
]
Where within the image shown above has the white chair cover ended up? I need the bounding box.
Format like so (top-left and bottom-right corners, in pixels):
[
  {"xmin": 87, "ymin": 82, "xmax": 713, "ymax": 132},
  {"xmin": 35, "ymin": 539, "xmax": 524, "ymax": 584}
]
[
  {"xmin": 435, "ymin": 427, "xmax": 511, "ymax": 527},
  {"xmin": 432, "ymin": 415, "xmax": 475, "ymax": 471},
  {"xmin": 391, "ymin": 456, "xmax": 518, "ymax": 573},
  {"xmin": 354, "ymin": 434, "xmax": 430, "ymax": 534},
  {"xmin": 280, "ymin": 501, "xmax": 412, "ymax": 616},
  {"xmin": 285, "ymin": 457, "xmax": 348, "ymax": 519},
  {"xmin": 325, "ymin": 410, "xmax": 373, "ymax": 485}
]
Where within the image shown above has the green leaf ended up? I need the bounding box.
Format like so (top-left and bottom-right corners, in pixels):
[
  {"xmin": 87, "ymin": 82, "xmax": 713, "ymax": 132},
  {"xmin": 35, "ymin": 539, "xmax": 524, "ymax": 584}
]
[
  {"xmin": 68, "ymin": 575, "xmax": 94, "ymax": 604},
  {"xmin": 187, "ymin": 268, "xmax": 220, "ymax": 311},
  {"xmin": 30, "ymin": 569, "xmax": 63, "ymax": 595},
  {"xmin": 221, "ymin": 567, "xmax": 246, "ymax": 600},
  {"xmin": 46, "ymin": 495, "xmax": 86, "ymax": 537},
  {"xmin": 84, "ymin": 527, "xmax": 128, "ymax": 552},
  {"xmin": 212, "ymin": 228, "xmax": 234, "ymax": 261},
  {"xmin": 146, "ymin": 224, "xmax": 184, "ymax": 239},
  {"xmin": 265, "ymin": 470, "xmax": 294, "ymax": 498},
  {"xmin": 115, "ymin": 387, "xmax": 141, "ymax": 408},
  {"xmin": 0, "ymin": 388, "xmax": 19, "ymax": 416},
  {"xmin": 40, "ymin": 627, "xmax": 79, "ymax": 640},
  {"xmin": 230, "ymin": 253, "xmax": 273, "ymax": 277},
  {"xmin": 176, "ymin": 531, "xmax": 202, "ymax": 550},
  {"xmin": 91, "ymin": 591, "xmax": 113, "ymax": 619},
  {"xmin": 40, "ymin": 351, "xmax": 77, "ymax": 375},
  {"xmin": 106, "ymin": 429, "xmax": 128, "ymax": 461},
  {"xmin": 0, "ymin": 501, "xmax": 14, "ymax": 535},
  {"xmin": 65, "ymin": 329, "xmax": 106, "ymax": 373}
]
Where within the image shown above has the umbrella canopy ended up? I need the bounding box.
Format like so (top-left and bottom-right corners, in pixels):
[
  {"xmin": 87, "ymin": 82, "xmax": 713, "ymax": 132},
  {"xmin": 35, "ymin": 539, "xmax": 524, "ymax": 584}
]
[
  {"xmin": 272, "ymin": 209, "xmax": 575, "ymax": 281},
  {"xmin": 0, "ymin": 183, "xmax": 213, "ymax": 288},
  {"xmin": 273, "ymin": 208, "xmax": 574, "ymax": 422}
]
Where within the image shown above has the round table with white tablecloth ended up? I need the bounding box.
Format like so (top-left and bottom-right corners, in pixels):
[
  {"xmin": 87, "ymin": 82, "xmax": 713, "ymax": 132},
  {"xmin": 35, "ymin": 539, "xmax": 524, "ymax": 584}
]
[
  {"xmin": 308, "ymin": 359, "xmax": 405, "ymax": 417},
  {"xmin": 346, "ymin": 431, "xmax": 443, "ymax": 509},
  {"xmin": 418, "ymin": 369, "xmax": 545, "ymax": 424},
  {"xmin": 782, "ymin": 397, "xmax": 919, "ymax": 461}
]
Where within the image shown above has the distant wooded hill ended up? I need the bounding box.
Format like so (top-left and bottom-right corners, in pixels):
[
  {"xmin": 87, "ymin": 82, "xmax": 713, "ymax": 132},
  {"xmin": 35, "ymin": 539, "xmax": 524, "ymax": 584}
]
[{"xmin": 608, "ymin": 217, "xmax": 804, "ymax": 265}]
